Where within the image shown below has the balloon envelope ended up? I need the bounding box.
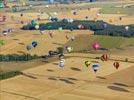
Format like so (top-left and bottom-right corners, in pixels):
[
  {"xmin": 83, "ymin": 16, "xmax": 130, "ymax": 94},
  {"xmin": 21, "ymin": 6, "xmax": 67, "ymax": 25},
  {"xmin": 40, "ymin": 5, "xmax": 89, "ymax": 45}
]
[
  {"xmin": 92, "ymin": 64, "xmax": 99, "ymax": 72},
  {"xmin": 85, "ymin": 61, "xmax": 91, "ymax": 67},
  {"xmin": 32, "ymin": 41, "xmax": 38, "ymax": 47},
  {"xmin": 92, "ymin": 42, "xmax": 99, "ymax": 50},
  {"xmin": 113, "ymin": 62, "xmax": 120, "ymax": 69},
  {"xmin": 59, "ymin": 59, "xmax": 65, "ymax": 68},
  {"xmin": 26, "ymin": 45, "xmax": 32, "ymax": 50},
  {"xmin": 101, "ymin": 54, "xmax": 108, "ymax": 61}
]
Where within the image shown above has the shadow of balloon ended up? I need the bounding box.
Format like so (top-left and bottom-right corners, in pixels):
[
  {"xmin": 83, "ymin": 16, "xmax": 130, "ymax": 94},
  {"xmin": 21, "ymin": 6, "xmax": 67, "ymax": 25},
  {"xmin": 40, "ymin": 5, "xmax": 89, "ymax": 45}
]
[
  {"xmin": 113, "ymin": 83, "xmax": 128, "ymax": 87},
  {"xmin": 52, "ymin": 62, "xmax": 59, "ymax": 65},
  {"xmin": 13, "ymin": 39, "xmax": 19, "ymax": 41},
  {"xmin": 48, "ymin": 77, "xmax": 57, "ymax": 81},
  {"xmin": 18, "ymin": 42, "xmax": 25, "ymax": 45},
  {"xmin": 96, "ymin": 76, "xmax": 106, "ymax": 80},
  {"xmin": 70, "ymin": 67, "xmax": 81, "ymax": 72},
  {"xmin": 46, "ymin": 69, "xmax": 54, "ymax": 72},
  {"xmin": 52, "ymin": 42, "xmax": 63, "ymax": 46},
  {"xmin": 107, "ymin": 86, "xmax": 129, "ymax": 92},
  {"xmin": 21, "ymin": 72, "xmax": 37, "ymax": 79},
  {"xmin": 59, "ymin": 78, "xmax": 75, "ymax": 84},
  {"xmin": 17, "ymin": 51, "xmax": 26, "ymax": 54}
]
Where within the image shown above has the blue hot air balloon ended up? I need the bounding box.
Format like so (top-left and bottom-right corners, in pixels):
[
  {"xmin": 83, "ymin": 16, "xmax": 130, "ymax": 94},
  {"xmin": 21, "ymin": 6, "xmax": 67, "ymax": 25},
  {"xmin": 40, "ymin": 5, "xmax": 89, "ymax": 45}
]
[
  {"xmin": 32, "ymin": 41, "xmax": 38, "ymax": 47},
  {"xmin": 92, "ymin": 64, "xmax": 99, "ymax": 73}
]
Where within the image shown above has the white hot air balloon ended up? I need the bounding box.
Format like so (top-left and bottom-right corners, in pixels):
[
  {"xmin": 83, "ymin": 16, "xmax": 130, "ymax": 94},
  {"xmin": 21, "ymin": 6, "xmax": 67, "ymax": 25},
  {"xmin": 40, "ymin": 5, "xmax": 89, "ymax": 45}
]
[
  {"xmin": 125, "ymin": 26, "xmax": 129, "ymax": 31},
  {"xmin": 59, "ymin": 59, "xmax": 65, "ymax": 68},
  {"xmin": 35, "ymin": 25, "xmax": 39, "ymax": 30}
]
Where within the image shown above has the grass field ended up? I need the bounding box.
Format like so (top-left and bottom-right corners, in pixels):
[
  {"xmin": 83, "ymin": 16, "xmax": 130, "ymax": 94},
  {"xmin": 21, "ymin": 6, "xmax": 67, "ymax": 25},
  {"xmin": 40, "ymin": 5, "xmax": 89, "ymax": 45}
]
[
  {"xmin": 99, "ymin": 5, "xmax": 134, "ymax": 15},
  {"xmin": 65, "ymin": 35, "xmax": 134, "ymax": 52}
]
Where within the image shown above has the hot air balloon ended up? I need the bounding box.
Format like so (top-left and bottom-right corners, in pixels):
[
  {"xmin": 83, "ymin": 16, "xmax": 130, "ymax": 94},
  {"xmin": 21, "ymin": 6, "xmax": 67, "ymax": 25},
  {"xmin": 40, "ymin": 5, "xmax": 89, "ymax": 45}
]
[
  {"xmin": 92, "ymin": 64, "xmax": 99, "ymax": 73},
  {"xmin": 103, "ymin": 23, "xmax": 107, "ymax": 29},
  {"xmin": 32, "ymin": 41, "xmax": 38, "ymax": 47},
  {"xmin": 31, "ymin": 20, "xmax": 37, "ymax": 27},
  {"xmin": 26, "ymin": 45, "xmax": 32, "ymax": 51},
  {"xmin": 73, "ymin": 11, "xmax": 77, "ymax": 15},
  {"xmin": 20, "ymin": 13, "xmax": 23, "ymax": 17},
  {"xmin": 71, "ymin": 36, "xmax": 75, "ymax": 41},
  {"xmin": 58, "ymin": 27, "xmax": 62, "ymax": 31},
  {"xmin": 92, "ymin": 42, "xmax": 99, "ymax": 50},
  {"xmin": 85, "ymin": 16, "xmax": 88, "ymax": 19},
  {"xmin": 125, "ymin": 26, "xmax": 129, "ymax": 31},
  {"xmin": 113, "ymin": 62, "xmax": 120, "ymax": 69},
  {"xmin": 2, "ymin": 30, "xmax": 8, "ymax": 36},
  {"xmin": 85, "ymin": 61, "xmax": 91, "ymax": 67},
  {"xmin": 119, "ymin": 17, "xmax": 122, "ymax": 21},
  {"xmin": 66, "ymin": 46, "xmax": 73, "ymax": 53},
  {"xmin": 12, "ymin": 5, "xmax": 17, "ymax": 12},
  {"xmin": 59, "ymin": 59, "xmax": 65, "ymax": 68},
  {"xmin": 49, "ymin": 31, "xmax": 53, "ymax": 38},
  {"xmin": 101, "ymin": 54, "xmax": 108, "ymax": 61},
  {"xmin": 78, "ymin": 24, "xmax": 84, "ymax": 29},
  {"xmin": 35, "ymin": 25, "xmax": 39, "ymax": 30}
]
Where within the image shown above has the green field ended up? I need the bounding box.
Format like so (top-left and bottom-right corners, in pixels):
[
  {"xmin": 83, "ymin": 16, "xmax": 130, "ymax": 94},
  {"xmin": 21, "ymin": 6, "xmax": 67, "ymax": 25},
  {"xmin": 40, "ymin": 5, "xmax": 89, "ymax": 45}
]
[
  {"xmin": 65, "ymin": 35, "xmax": 134, "ymax": 52},
  {"xmin": 99, "ymin": 5, "xmax": 134, "ymax": 15}
]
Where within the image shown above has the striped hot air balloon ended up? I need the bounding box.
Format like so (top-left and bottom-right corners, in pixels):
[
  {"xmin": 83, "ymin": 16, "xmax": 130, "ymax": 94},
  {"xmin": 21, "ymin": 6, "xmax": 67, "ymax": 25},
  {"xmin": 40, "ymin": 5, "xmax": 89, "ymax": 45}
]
[
  {"xmin": 113, "ymin": 62, "xmax": 120, "ymax": 69},
  {"xmin": 101, "ymin": 54, "xmax": 108, "ymax": 61}
]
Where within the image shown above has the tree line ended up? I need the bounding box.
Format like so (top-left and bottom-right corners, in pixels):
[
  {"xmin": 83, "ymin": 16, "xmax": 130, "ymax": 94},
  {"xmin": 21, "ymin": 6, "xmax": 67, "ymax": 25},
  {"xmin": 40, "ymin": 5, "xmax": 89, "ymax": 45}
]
[{"xmin": 22, "ymin": 19, "xmax": 134, "ymax": 37}]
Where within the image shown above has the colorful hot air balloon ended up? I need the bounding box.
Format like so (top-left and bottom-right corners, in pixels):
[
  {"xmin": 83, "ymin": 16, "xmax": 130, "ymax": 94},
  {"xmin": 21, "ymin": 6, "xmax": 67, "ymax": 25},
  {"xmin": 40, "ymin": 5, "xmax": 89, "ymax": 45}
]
[
  {"xmin": 101, "ymin": 54, "xmax": 108, "ymax": 61},
  {"xmin": 92, "ymin": 64, "xmax": 99, "ymax": 73},
  {"xmin": 92, "ymin": 42, "xmax": 99, "ymax": 50},
  {"xmin": 113, "ymin": 62, "xmax": 120, "ymax": 69},
  {"xmin": 85, "ymin": 61, "xmax": 91, "ymax": 67}
]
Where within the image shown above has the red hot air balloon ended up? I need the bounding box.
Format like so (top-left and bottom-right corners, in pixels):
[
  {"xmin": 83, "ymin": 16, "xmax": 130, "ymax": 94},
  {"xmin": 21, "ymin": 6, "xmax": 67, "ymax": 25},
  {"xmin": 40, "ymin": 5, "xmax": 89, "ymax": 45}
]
[
  {"xmin": 113, "ymin": 62, "xmax": 120, "ymax": 69},
  {"xmin": 101, "ymin": 54, "xmax": 108, "ymax": 61}
]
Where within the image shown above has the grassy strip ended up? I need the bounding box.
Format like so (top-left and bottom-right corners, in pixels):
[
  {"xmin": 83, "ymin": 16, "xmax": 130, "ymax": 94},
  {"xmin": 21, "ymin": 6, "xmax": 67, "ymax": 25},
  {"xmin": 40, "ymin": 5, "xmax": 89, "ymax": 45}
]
[{"xmin": 0, "ymin": 71, "xmax": 22, "ymax": 80}]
